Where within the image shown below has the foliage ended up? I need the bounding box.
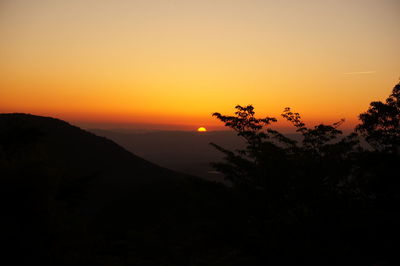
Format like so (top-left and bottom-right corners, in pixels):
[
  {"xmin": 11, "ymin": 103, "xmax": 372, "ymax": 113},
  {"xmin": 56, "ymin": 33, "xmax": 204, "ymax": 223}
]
[
  {"xmin": 211, "ymin": 83, "xmax": 400, "ymax": 265},
  {"xmin": 356, "ymin": 82, "xmax": 400, "ymax": 153},
  {"xmin": 211, "ymin": 105, "xmax": 359, "ymax": 199}
]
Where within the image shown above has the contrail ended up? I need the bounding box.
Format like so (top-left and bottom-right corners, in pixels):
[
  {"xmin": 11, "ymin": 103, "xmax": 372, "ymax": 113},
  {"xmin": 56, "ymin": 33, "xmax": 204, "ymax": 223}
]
[{"xmin": 343, "ymin": 71, "xmax": 376, "ymax": 75}]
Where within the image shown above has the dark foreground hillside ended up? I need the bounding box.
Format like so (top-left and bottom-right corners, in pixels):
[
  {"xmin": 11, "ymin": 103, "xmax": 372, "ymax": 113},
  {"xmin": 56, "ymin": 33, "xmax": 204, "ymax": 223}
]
[
  {"xmin": 1, "ymin": 112, "xmax": 399, "ymax": 266},
  {"xmin": 0, "ymin": 114, "xmax": 247, "ymax": 265}
]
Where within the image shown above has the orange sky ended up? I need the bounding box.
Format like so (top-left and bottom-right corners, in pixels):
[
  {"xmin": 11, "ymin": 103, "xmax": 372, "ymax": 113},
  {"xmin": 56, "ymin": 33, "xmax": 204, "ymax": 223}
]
[{"xmin": 1, "ymin": 0, "xmax": 399, "ymax": 131}]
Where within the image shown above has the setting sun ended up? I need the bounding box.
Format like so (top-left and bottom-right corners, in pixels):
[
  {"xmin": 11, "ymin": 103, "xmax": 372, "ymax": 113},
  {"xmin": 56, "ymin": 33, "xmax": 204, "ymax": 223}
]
[{"xmin": 197, "ymin": 127, "xmax": 207, "ymax": 132}]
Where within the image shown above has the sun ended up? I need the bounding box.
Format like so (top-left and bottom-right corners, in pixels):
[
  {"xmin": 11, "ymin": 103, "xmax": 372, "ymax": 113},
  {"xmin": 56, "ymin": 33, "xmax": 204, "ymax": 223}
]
[{"xmin": 197, "ymin": 127, "xmax": 207, "ymax": 132}]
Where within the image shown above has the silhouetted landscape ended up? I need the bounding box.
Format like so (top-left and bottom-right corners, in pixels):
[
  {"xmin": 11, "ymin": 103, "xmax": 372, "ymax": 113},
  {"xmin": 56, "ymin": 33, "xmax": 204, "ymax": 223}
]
[
  {"xmin": 89, "ymin": 129, "xmax": 246, "ymax": 182},
  {"xmin": 89, "ymin": 130, "xmax": 308, "ymax": 182},
  {"xmin": 1, "ymin": 82, "xmax": 399, "ymax": 265},
  {"xmin": 1, "ymin": 0, "xmax": 399, "ymax": 264}
]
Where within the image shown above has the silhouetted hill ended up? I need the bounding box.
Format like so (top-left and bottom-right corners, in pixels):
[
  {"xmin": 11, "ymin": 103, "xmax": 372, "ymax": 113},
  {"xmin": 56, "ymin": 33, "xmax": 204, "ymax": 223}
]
[
  {"xmin": 0, "ymin": 114, "xmax": 197, "ymax": 211},
  {"xmin": 0, "ymin": 113, "xmax": 249, "ymax": 265}
]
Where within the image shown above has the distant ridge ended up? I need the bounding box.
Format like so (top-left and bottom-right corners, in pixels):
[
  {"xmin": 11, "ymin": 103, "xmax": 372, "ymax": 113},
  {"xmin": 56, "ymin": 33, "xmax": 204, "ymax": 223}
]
[{"xmin": 0, "ymin": 113, "xmax": 209, "ymax": 212}]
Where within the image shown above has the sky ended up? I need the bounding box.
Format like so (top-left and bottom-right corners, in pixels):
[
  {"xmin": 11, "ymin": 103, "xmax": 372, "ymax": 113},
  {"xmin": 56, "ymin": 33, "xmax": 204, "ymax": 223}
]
[{"xmin": 0, "ymin": 0, "xmax": 399, "ymax": 131}]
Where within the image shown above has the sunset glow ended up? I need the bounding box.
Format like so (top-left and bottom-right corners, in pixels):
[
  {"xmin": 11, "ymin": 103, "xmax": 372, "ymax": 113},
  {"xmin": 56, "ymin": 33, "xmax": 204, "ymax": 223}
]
[{"xmin": 0, "ymin": 0, "xmax": 399, "ymax": 130}]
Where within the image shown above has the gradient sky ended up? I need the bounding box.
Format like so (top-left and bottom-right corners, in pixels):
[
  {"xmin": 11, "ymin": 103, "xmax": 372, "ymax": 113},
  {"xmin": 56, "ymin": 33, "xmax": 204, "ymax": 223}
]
[{"xmin": 1, "ymin": 0, "xmax": 399, "ymax": 130}]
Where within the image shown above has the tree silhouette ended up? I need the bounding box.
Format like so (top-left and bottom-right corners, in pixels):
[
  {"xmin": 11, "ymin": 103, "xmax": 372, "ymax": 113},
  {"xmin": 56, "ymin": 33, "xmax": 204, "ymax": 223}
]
[
  {"xmin": 210, "ymin": 104, "xmax": 365, "ymax": 264},
  {"xmin": 210, "ymin": 82, "xmax": 400, "ymax": 265},
  {"xmin": 353, "ymin": 82, "xmax": 400, "ymax": 205},
  {"xmin": 211, "ymin": 105, "xmax": 281, "ymax": 190},
  {"xmin": 211, "ymin": 105, "xmax": 358, "ymax": 199},
  {"xmin": 356, "ymin": 82, "xmax": 400, "ymax": 153}
]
